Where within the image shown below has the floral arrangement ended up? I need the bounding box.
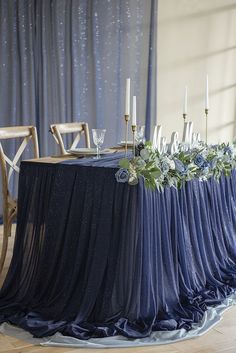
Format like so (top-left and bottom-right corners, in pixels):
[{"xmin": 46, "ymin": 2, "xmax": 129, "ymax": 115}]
[{"xmin": 115, "ymin": 141, "xmax": 236, "ymax": 191}]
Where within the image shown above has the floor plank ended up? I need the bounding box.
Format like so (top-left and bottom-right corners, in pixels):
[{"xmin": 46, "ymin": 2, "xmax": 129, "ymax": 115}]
[{"xmin": 0, "ymin": 225, "xmax": 236, "ymax": 353}]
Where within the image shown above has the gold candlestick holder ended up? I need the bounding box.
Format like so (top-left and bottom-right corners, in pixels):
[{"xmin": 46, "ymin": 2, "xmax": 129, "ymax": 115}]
[
  {"xmin": 131, "ymin": 124, "xmax": 136, "ymax": 159},
  {"xmin": 205, "ymin": 108, "xmax": 208, "ymax": 144},
  {"xmin": 183, "ymin": 114, "xmax": 187, "ymax": 143},
  {"xmin": 124, "ymin": 114, "xmax": 130, "ymax": 157}
]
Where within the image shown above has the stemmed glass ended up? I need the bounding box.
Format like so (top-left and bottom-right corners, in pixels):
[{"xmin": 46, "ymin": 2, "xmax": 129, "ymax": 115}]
[
  {"xmin": 92, "ymin": 129, "xmax": 106, "ymax": 159},
  {"xmin": 135, "ymin": 125, "xmax": 145, "ymax": 144}
]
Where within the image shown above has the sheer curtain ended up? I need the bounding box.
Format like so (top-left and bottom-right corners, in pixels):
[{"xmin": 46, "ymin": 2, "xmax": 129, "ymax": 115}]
[
  {"xmin": 0, "ymin": 0, "xmax": 157, "ymax": 215},
  {"xmin": 0, "ymin": 0, "xmax": 157, "ymax": 156}
]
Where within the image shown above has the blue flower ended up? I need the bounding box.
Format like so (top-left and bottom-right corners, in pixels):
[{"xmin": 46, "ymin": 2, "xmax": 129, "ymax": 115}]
[
  {"xmin": 200, "ymin": 166, "xmax": 210, "ymax": 175},
  {"xmin": 161, "ymin": 161, "xmax": 170, "ymax": 174},
  {"xmin": 209, "ymin": 158, "xmax": 217, "ymax": 169},
  {"xmin": 224, "ymin": 146, "xmax": 233, "ymax": 156},
  {"xmin": 174, "ymin": 159, "xmax": 187, "ymax": 175},
  {"xmin": 115, "ymin": 168, "xmax": 129, "ymax": 183},
  {"xmin": 194, "ymin": 154, "xmax": 206, "ymax": 168},
  {"xmin": 135, "ymin": 157, "xmax": 146, "ymax": 168},
  {"xmin": 201, "ymin": 161, "xmax": 210, "ymax": 169}
]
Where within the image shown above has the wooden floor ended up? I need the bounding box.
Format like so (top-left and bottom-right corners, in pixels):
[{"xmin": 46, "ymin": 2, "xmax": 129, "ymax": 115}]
[{"xmin": 0, "ymin": 225, "xmax": 236, "ymax": 353}]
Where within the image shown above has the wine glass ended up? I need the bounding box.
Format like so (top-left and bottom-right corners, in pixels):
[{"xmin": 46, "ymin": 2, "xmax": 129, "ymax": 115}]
[
  {"xmin": 135, "ymin": 125, "xmax": 145, "ymax": 144},
  {"xmin": 92, "ymin": 129, "xmax": 106, "ymax": 159}
]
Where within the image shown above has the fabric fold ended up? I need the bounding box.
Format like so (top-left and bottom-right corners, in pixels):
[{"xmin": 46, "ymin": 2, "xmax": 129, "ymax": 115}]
[{"xmin": 0, "ymin": 157, "xmax": 236, "ymax": 341}]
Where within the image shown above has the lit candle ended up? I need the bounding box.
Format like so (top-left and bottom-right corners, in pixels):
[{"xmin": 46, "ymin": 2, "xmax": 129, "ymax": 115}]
[
  {"xmin": 132, "ymin": 96, "xmax": 136, "ymax": 125},
  {"xmin": 125, "ymin": 78, "xmax": 130, "ymax": 115},
  {"xmin": 183, "ymin": 86, "xmax": 188, "ymax": 114},
  {"xmin": 205, "ymin": 75, "xmax": 209, "ymax": 109}
]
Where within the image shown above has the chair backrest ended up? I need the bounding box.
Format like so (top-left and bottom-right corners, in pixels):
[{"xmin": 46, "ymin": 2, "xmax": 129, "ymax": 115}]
[
  {"xmin": 50, "ymin": 122, "xmax": 90, "ymax": 155},
  {"xmin": 0, "ymin": 126, "xmax": 39, "ymax": 203}
]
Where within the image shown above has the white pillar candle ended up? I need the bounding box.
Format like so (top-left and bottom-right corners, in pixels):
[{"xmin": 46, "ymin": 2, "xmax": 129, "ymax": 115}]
[
  {"xmin": 205, "ymin": 75, "xmax": 209, "ymax": 109},
  {"xmin": 132, "ymin": 96, "xmax": 136, "ymax": 125},
  {"xmin": 125, "ymin": 78, "xmax": 130, "ymax": 115},
  {"xmin": 183, "ymin": 86, "xmax": 188, "ymax": 114}
]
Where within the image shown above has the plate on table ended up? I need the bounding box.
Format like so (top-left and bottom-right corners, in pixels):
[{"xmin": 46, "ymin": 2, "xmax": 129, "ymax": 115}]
[
  {"xmin": 67, "ymin": 148, "xmax": 113, "ymax": 156},
  {"xmin": 117, "ymin": 141, "xmax": 133, "ymax": 148}
]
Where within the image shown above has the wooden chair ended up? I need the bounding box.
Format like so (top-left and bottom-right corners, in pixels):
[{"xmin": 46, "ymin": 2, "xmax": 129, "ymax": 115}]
[
  {"xmin": 50, "ymin": 122, "xmax": 90, "ymax": 155},
  {"xmin": 0, "ymin": 126, "xmax": 39, "ymax": 274}
]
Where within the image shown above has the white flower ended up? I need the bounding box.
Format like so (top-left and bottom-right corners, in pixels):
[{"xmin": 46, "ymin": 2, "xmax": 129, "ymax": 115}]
[
  {"xmin": 166, "ymin": 157, "xmax": 175, "ymax": 170},
  {"xmin": 140, "ymin": 148, "xmax": 150, "ymax": 161},
  {"xmin": 217, "ymin": 150, "xmax": 224, "ymax": 158},
  {"xmin": 201, "ymin": 149, "xmax": 208, "ymax": 158}
]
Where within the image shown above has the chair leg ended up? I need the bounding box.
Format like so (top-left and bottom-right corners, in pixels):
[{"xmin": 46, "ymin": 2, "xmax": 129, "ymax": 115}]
[
  {"xmin": 0, "ymin": 223, "xmax": 9, "ymax": 274},
  {"xmin": 0, "ymin": 206, "xmax": 16, "ymax": 274}
]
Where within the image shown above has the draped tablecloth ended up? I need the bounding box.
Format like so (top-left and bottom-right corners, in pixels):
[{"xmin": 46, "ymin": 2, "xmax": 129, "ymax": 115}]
[{"xmin": 0, "ymin": 153, "xmax": 236, "ymax": 340}]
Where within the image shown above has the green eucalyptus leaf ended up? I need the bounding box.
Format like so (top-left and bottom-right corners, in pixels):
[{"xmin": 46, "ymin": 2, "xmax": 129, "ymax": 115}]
[
  {"xmin": 119, "ymin": 158, "xmax": 130, "ymax": 169},
  {"xmin": 150, "ymin": 169, "xmax": 161, "ymax": 179}
]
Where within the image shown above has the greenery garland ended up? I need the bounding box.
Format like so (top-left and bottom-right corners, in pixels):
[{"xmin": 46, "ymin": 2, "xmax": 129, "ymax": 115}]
[{"xmin": 115, "ymin": 141, "xmax": 236, "ymax": 191}]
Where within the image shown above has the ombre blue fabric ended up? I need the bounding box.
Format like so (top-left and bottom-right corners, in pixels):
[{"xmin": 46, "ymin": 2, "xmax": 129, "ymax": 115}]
[{"xmin": 0, "ymin": 153, "xmax": 236, "ymax": 340}]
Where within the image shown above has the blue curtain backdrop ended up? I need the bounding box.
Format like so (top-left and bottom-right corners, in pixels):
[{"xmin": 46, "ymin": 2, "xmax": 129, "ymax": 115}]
[
  {"xmin": 0, "ymin": 0, "xmax": 157, "ymax": 156},
  {"xmin": 0, "ymin": 0, "xmax": 157, "ymax": 216}
]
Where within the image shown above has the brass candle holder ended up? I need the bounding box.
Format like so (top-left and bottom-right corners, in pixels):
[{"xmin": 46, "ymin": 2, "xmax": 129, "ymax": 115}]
[
  {"xmin": 183, "ymin": 113, "xmax": 187, "ymax": 144},
  {"xmin": 131, "ymin": 124, "xmax": 136, "ymax": 158},
  {"xmin": 124, "ymin": 114, "xmax": 130, "ymax": 157},
  {"xmin": 205, "ymin": 108, "xmax": 208, "ymax": 144}
]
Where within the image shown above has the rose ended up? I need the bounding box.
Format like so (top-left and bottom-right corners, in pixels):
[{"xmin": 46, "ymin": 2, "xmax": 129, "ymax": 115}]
[
  {"xmin": 209, "ymin": 157, "xmax": 217, "ymax": 169},
  {"xmin": 166, "ymin": 156, "xmax": 175, "ymax": 170},
  {"xmin": 161, "ymin": 161, "xmax": 169, "ymax": 174},
  {"xmin": 135, "ymin": 157, "xmax": 146, "ymax": 168},
  {"xmin": 224, "ymin": 146, "xmax": 233, "ymax": 156},
  {"xmin": 140, "ymin": 148, "xmax": 150, "ymax": 161},
  {"xmin": 115, "ymin": 168, "xmax": 129, "ymax": 183},
  {"xmin": 201, "ymin": 161, "xmax": 210, "ymax": 169},
  {"xmin": 201, "ymin": 166, "xmax": 209, "ymax": 175},
  {"xmin": 217, "ymin": 150, "xmax": 224, "ymax": 159},
  {"xmin": 174, "ymin": 159, "xmax": 187, "ymax": 175},
  {"xmin": 194, "ymin": 154, "xmax": 206, "ymax": 168}
]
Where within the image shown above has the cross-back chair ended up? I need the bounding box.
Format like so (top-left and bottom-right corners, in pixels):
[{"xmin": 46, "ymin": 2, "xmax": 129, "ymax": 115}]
[
  {"xmin": 50, "ymin": 122, "xmax": 90, "ymax": 155},
  {"xmin": 0, "ymin": 126, "xmax": 39, "ymax": 274}
]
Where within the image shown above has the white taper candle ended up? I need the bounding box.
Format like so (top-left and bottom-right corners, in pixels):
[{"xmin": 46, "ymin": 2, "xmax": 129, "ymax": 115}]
[
  {"xmin": 183, "ymin": 86, "xmax": 188, "ymax": 114},
  {"xmin": 205, "ymin": 75, "xmax": 209, "ymax": 109},
  {"xmin": 132, "ymin": 96, "xmax": 136, "ymax": 125},
  {"xmin": 125, "ymin": 78, "xmax": 130, "ymax": 115}
]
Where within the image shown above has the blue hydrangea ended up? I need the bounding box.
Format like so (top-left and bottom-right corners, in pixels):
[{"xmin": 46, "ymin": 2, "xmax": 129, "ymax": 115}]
[{"xmin": 115, "ymin": 168, "xmax": 129, "ymax": 183}]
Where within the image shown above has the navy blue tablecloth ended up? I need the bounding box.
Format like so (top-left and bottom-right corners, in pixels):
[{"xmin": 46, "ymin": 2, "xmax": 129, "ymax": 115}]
[{"xmin": 0, "ymin": 153, "xmax": 236, "ymax": 339}]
